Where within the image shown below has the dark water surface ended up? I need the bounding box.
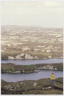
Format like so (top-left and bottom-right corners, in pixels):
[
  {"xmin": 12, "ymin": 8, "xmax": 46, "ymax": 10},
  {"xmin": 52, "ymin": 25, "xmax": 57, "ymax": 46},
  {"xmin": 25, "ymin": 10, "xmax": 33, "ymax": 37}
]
[
  {"xmin": 1, "ymin": 58, "xmax": 63, "ymax": 65},
  {"xmin": 1, "ymin": 70, "xmax": 63, "ymax": 82}
]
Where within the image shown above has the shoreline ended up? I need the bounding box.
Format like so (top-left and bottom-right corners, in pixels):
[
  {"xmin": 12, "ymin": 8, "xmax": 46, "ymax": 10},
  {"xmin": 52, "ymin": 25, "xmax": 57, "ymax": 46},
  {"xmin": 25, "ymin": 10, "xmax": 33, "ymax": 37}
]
[
  {"xmin": 1, "ymin": 63, "xmax": 63, "ymax": 74},
  {"xmin": 1, "ymin": 57, "xmax": 63, "ymax": 60}
]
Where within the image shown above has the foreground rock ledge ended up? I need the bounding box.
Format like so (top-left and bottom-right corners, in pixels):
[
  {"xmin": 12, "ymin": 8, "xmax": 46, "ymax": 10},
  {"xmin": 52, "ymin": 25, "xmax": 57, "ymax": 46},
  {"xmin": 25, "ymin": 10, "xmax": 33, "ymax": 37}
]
[{"xmin": 1, "ymin": 77, "xmax": 63, "ymax": 94}]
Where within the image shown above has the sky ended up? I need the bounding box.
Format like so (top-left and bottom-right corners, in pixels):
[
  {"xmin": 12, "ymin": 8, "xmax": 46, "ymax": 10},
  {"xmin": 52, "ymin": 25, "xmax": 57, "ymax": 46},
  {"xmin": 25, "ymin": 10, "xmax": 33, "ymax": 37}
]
[{"xmin": 1, "ymin": 1, "xmax": 63, "ymax": 28}]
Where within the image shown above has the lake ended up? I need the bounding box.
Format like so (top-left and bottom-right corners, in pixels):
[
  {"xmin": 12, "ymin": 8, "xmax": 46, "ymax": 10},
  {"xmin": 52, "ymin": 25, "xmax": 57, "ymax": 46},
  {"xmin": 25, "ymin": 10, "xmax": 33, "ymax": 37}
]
[
  {"xmin": 1, "ymin": 70, "xmax": 63, "ymax": 82},
  {"xmin": 1, "ymin": 58, "xmax": 63, "ymax": 65},
  {"xmin": 1, "ymin": 59, "xmax": 63, "ymax": 82}
]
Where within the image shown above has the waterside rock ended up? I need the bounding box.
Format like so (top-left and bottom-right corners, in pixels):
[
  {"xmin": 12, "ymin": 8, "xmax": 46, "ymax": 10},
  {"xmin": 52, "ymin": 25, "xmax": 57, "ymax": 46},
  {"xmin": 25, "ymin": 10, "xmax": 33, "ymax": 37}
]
[
  {"xmin": 8, "ymin": 56, "xmax": 15, "ymax": 60},
  {"xmin": 37, "ymin": 65, "xmax": 54, "ymax": 70},
  {"xmin": 34, "ymin": 70, "xmax": 39, "ymax": 73},
  {"xmin": 25, "ymin": 54, "xmax": 33, "ymax": 59}
]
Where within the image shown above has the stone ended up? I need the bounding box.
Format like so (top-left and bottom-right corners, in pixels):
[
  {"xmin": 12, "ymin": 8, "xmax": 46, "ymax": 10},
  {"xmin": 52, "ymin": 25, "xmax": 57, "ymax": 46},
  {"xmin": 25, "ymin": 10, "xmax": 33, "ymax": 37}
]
[
  {"xmin": 48, "ymin": 56, "xmax": 52, "ymax": 58},
  {"xmin": 42, "ymin": 86, "xmax": 51, "ymax": 90},
  {"xmin": 47, "ymin": 65, "xmax": 53, "ymax": 70},
  {"xmin": 37, "ymin": 66, "xmax": 47, "ymax": 70},
  {"xmin": 20, "ymin": 82, "xmax": 23, "ymax": 84},
  {"xmin": 45, "ymin": 86, "xmax": 51, "ymax": 89},
  {"xmin": 14, "ymin": 71, "xmax": 21, "ymax": 73},
  {"xmin": 15, "ymin": 55, "xmax": 21, "ymax": 59},
  {"xmin": 46, "ymin": 50, "xmax": 51, "ymax": 53},
  {"xmin": 34, "ymin": 70, "xmax": 39, "ymax": 73},
  {"xmin": 25, "ymin": 54, "xmax": 33, "ymax": 59},
  {"xmin": 22, "ymin": 70, "xmax": 24, "ymax": 73},
  {"xmin": 20, "ymin": 53, "xmax": 25, "ymax": 57},
  {"xmin": 33, "ymin": 82, "xmax": 37, "ymax": 86},
  {"xmin": 42, "ymin": 66, "xmax": 47, "ymax": 69},
  {"xmin": 34, "ymin": 56, "xmax": 38, "ymax": 59},
  {"xmin": 8, "ymin": 56, "xmax": 15, "ymax": 60},
  {"xmin": 42, "ymin": 88, "xmax": 45, "ymax": 90},
  {"xmin": 55, "ymin": 68, "xmax": 57, "ymax": 70}
]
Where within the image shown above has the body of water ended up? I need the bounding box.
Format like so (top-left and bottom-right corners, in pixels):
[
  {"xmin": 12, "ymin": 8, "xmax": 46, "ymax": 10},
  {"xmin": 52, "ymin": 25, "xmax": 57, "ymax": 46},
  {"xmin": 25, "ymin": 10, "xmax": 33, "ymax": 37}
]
[
  {"xmin": 1, "ymin": 58, "xmax": 63, "ymax": 65},
  {"xmin": 1, "ymin": 70, "xmax": 63, "ymax": 82}
]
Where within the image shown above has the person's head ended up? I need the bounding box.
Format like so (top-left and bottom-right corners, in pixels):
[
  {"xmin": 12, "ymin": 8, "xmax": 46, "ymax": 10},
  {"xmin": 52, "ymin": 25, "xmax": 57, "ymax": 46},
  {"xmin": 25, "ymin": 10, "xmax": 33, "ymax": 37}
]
[{"xmin": 52, "ymin": 73, "xmax": 54, "ymax": 75}]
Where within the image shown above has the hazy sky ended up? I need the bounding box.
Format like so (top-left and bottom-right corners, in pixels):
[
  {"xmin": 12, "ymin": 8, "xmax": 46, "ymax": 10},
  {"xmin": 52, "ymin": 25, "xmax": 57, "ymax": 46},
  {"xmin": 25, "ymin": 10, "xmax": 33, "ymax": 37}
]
[{"xmin": 1, "ymin": 1, "xmax": 63, "ymax": 28}]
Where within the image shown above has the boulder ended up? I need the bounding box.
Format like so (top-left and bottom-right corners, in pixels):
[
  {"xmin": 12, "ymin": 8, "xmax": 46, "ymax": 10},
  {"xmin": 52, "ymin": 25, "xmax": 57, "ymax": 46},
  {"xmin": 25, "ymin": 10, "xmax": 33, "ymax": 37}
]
[
  {"xmin": 14, "ymin": 71, "xmax": 21, "ymax": 74},
  {"xmin": 25, "ymin": 54, "xmax": 33, "ymax": 59},
  {"xmin": 46, "ymin": 50, "xmax": 51, "ymax": 53},
  {"xmin": 47, "ymin": 65, "xmax": 53, "ymax": 70},
  {"xmin": 8, "ymin": 56, "xmax": 15, "ymax": 60},
  {"xmin": 22, "ymin": 70, "xmax": 25, "ymax": 73},
  {"xmin": 34, "ymin": 70, "xmax": 39, "ymax": 73},
  {"xmin": 33, "ymin": 82, "xmax": 37, "ymax": 86},
  {"xmin": 48, "ymin": 56, "xmax": 52, "ymax": 58},
  {"xmin": 55, "ymin": 68, "xmax": 57, "ymax": 70},
  {"xmin": 15, "ymin": 55, "xmax": 21, "ymax": 59},
  {"xmin": 20, "ymin": 53, "xmax": 25, "ymax": 57},
  {"xmin": 37, "ymin": 66, "xmax": 47, "ymax": 70},
  {"xmin": 42, "ymin": 86, "xmax": 51, "ymax": 90},
  {"xmin": 34, "ymin": 56, "xmax": 38, "ymax": 59}
]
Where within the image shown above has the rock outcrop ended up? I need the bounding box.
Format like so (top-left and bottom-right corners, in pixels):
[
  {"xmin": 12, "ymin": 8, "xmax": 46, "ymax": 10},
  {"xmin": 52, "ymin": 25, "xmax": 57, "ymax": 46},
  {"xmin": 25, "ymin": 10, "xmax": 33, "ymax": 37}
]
[
  {"xmin": 8, "ymin": 56, "xmax": 15, "ymax": 60},
  {"xmin": 8, "ymin": 53, "xmax": 35, "ymax": 60},
  {"xmin": 25, "ymin": 54, "xmax": 33, "ymax": 59},
  {"xmin": 1, "ymin": 63, "xmax": 38, "ymax": 74},
  {"xmin": 15, "ymin": 55, "xmax": 22, "ymax": 59},
  {"xmin": 1, "ymin": 77, "xmax": 63, "ymax": 94},
  {"xmin": 1, "ymin": 63, "xmax": 63, "ymax": 74},
  {"xmin": 37, "ymin": 65, "xmax": 54, "ymax": 70}
]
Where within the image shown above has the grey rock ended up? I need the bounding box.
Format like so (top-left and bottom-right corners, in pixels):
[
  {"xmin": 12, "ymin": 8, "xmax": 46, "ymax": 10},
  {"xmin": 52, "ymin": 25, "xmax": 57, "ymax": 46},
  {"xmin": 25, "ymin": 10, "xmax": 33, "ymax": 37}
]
[
  {"xmin": 34, "ymin": 56, "xmax": 38, "ymax": 59},
  {"xmin": 25, "ymin": 54, "xmax": 33, "ymax": 59},
  {"xmin": 14, "ymin": 71, "xmax": 21, "ymax": 73},
  {"xmin": 8, "ymin": 56, "xmax": 15, "ymax": 60},
  {"xmin": 20, "ymin": 53, "xmax": 25, "ymax": 56},
  {"xmin": 42, "ymin": 86, "xmax": 51, "ymax": 90},
  {"xmin": 15, "ymin": 55, "xmax": 21, "ymax": 59},
  {"xmin": 34, "ymin": 70, "xmax": 39, "ymax": 73},
  {"xmin": 20, "ymin": 82, "xmax": 23, "ymax": 84},
  {"xmin": 22, "ymin": 70, "xmax": 24, "ymax": 73},
  {"xmin": 33, "ymin": 82, "xmax": 37, "ymax": 86},
  {"xmin": 47, "ymin": 65, "xmax": 53, "ymax": 70},
  {"xmin": 55, "ymin": 68, "xmax": 57, "ymax": 70}
]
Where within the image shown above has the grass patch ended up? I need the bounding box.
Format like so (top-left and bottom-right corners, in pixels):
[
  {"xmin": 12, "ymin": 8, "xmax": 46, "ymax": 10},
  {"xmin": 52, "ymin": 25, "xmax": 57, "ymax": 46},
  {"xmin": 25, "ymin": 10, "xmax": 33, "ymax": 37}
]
[
  {"xmin": 7, "ymin": 66, "xmax": 15, "ymax": 72},
  {"xmin": 1, "ymin": 51, "xmax": 22, "ymax": 60},
  {"xmin": 25, "ymin": 65, "xmax": 35, "ymax": 68}
]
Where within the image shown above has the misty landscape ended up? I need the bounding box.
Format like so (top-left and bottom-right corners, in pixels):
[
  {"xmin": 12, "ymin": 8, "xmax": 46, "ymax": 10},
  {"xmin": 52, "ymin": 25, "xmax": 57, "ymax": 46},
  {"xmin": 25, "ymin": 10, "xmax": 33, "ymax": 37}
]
[
  {"xmin": 1, "ymin": 25, "xmax": 63, "ymax": 60},
  {"xmin": 1, "ymin": 25, "xmax": 63, "ymax": 94},
  {"xmin": 1, "ymin": 1, "xmax": 63, "ymax": 95}
]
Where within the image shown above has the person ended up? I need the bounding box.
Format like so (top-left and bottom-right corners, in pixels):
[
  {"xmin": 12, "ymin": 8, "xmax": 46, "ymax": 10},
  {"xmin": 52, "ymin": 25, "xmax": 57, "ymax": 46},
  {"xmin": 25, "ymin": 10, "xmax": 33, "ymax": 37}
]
[{"xmin": 51, "ymin": 73, "xmax": 55, "ymax": 84}]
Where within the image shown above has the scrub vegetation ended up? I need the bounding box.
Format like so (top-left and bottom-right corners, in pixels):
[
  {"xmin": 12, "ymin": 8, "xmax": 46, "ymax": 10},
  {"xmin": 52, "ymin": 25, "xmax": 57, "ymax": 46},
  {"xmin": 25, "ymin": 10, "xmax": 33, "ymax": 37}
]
[
  {"xmin": 1, "ymin": 77, "xmax": 63, "ymax": 94},
  {"xmin": 1, "ymin": 63, "xmax": 63, "ymax": 74}
]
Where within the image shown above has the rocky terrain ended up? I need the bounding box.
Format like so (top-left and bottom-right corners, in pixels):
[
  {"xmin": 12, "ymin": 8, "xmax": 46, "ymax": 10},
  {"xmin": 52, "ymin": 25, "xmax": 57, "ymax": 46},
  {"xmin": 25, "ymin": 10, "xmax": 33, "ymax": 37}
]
[
  {"xmin": 1, "ymin": 63, "xmax": 63, "ymax": 74},
  {"xmin": 1, "ymin": 25, "xmax": 63, "ymax": 60},
  {"xmin": 1, "ymin": 77, "xmax": 63, "ymax": 94},
  {"xmin": 8, "ymin": 53, "xmax": 38, "ymax": 60},
  {"xmin": 1, "ymin": 63, "xmax": 37, "ymax": 74}
]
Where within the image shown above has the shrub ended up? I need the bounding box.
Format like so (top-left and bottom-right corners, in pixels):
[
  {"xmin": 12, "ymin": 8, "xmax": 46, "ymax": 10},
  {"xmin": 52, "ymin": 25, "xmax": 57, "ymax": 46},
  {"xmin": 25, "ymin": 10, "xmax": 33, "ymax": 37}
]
[
  {"xmin": 12, "ymin": 68, "xmax": 15, "ymax": 72},
  {"xmin": 7, "ymin": 67, "xmax": 15, "ymax": 72},
  {"xmin": 7, "ymin": 67, "xmax": 12, "ymax": 72}
]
